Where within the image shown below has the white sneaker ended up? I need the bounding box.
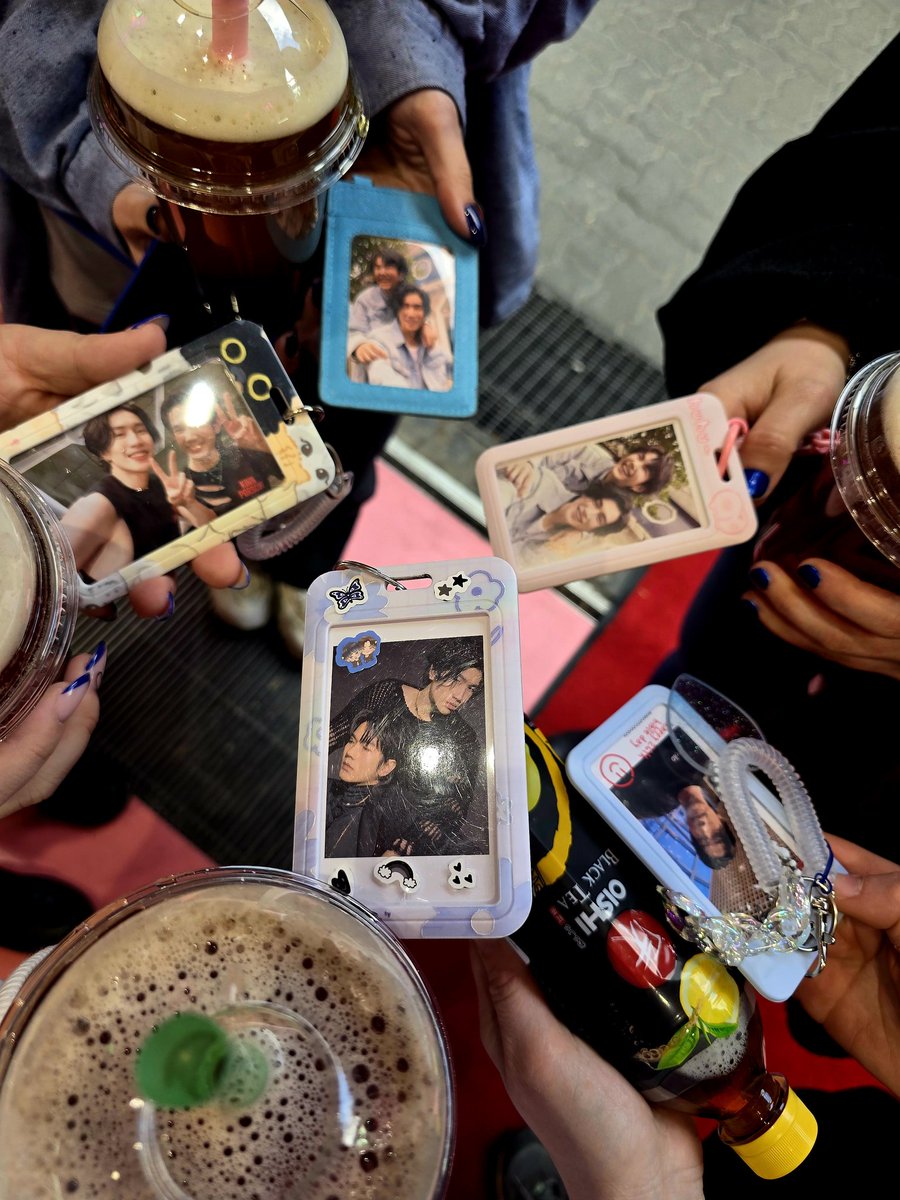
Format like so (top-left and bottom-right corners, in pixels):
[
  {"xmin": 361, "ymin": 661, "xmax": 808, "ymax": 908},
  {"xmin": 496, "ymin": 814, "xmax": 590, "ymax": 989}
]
[
  {"xmin": 208, "ymin": 567, "xmax": 274, "ymax": 631},
  {"xmin": 275, "ymin": 582, "xmax": 308, "ymax": 660}
]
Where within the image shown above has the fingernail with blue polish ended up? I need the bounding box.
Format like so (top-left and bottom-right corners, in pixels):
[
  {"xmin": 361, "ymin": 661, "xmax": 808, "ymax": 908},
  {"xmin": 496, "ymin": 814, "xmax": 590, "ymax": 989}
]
[
  {"xmin": 744, "ymin": 468, "xmax": 770, "ymax": 499},
  {"xmin": 58, "ymin": 673, "xmax": 91, "ymax": 720},
  {"xmin": 749, "ymin": 567, "xmax": 770, "ymax": 591},
  {"xmin": 740, "ymin": 597, "xmax": 759, "ymax": 619},
  {"xmin": 464, "ymin": 203, "xmax": 487, "ymax": 249},
  {"xmin": 85, "ymin": 640, "xmax": 107, "ymax": 673},
  {"xmin": 130, "ymin": 313, "xmax": 170, "ymax": 332},
  {"xmin": 798, "ymin": 563, "xmax": 821, "ymax": 589},
  {"xmin": 155, "ymin": 592, "xmax": 176, "ymax": 622},
  {"xmin": 231, "ymin": 562, "xmax": 252, "ymax": 591}
]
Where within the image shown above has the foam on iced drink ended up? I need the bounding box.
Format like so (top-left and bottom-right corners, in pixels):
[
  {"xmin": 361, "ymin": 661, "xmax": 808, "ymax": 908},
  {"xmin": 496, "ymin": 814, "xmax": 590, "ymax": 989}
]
[
  {"xmin": 0, "ymin": 883, "xmax": 448, "ymax": 1199},
  {"xmin": 0, "ymin": 488, "xmax": 37, "ymax": 675},
  {"xmin": 96, "ymin": 0, "xmax": 348, "ymax": 141},
  {"xmin": 882, "ymin": 364, "xmax": 900, "ymax": 473}
]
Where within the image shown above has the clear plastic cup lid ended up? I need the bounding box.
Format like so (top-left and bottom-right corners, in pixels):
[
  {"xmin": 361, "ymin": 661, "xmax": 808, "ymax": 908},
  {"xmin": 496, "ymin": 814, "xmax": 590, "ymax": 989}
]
[
  {"xmin": 830, "ymin": 352, "xmax": 900, "ymax": 569},
  {"xmin": 91, "ymin": 0, "xmax": 367, "ymax": 212},
  {"xmin": 0, "ymin": 868, "xmax": 452, "ymax": 1199}
]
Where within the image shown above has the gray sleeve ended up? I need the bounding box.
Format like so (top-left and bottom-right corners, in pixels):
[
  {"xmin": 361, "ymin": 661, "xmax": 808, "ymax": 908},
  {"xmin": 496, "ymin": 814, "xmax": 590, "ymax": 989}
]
[{"xmin": 0, "ymin": 0, "xmax": 130, "ymax": 248}]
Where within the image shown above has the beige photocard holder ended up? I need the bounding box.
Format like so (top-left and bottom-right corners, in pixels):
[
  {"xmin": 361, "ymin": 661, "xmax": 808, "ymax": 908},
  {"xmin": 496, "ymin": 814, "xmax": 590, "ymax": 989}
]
[
  {"xmin": 475, "ymin": 393, "xmax": 758, "ymax": 593},
  {"xmin": 0, "ymin": 321, "xmax": 334, "ymax": 607}
]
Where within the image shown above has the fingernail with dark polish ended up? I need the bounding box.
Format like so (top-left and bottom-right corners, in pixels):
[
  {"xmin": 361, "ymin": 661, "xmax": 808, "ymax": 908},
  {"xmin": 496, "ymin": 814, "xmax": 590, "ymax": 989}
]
[
  {"xmin": 749, "ymin": 567, "xmax": 770, "ymax": 591},
  {"xmin": 798, "ymin": 563, "xmax": 821, "ymax": 589},
  {"xmin": 88, "ymin": 640, "xmax": 108, "ymax": 690},
  {"xmin": 464, "ymin": 203, "xmax": 487, "ymax": 248},
  {"xmin": 58, "ymin": 673, "xmax": 91, "ymax": 721},
  {"xmin": 231, "ymin": 562, "xmax": 252, "ymax": 591},
  {"xmin": 740, "ymin": 597, "xmax": 759, "ymax": 620},
  {"xmin": 130, "ymin": 313, "xmax": 170, "ymax": 332},
  {"xmin": 744, "ymin": 468, "xmax": 770, "ymax": 499},
  {"xmin": 146, "ymin": 204, "xmax": 161, "ymax": 235},
  {"xmin": 85, "ymin": 640, "xmax": 107, "ymax": 673},
  {"xmin": 155, "ymin": 593, "xmax": 176, "ymax": 622},
  {"xmin": 284, "ymin": 332, "xmax": 299, "ymax": 357}
]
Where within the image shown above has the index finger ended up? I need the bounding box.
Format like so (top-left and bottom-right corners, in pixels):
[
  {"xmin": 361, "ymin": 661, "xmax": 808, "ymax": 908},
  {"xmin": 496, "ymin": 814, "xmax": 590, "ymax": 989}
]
[
  {"xmin": 794, "ymin": 559, "xmax": 900, "ymax": 637},
  {"xmin": 148, "ymin": 456, "xmax": 167, "ymax": 483},
  {"xmin": 168, "ymin": 450, "xmax": 178, "ymax": 477},
  {"xmin": 223, "ymin": 393, "xmax": 238, "ymax": 422}
]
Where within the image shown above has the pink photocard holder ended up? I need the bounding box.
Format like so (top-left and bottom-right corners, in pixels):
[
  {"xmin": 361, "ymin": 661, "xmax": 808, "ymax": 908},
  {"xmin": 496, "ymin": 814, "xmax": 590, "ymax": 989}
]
[{"xmin": 475, "ymin": 393, "xmax": 758, "ymax": 593}]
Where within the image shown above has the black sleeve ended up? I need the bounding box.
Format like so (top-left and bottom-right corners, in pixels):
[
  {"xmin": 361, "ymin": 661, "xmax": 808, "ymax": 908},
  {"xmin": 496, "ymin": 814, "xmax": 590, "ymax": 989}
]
[{"xmin": 658, "ymin": 33, "xmax": 900, "ymax": 397}]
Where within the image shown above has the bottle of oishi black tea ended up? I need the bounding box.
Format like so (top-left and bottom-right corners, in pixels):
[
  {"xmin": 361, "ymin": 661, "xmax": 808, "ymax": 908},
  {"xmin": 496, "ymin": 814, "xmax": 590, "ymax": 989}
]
[{"xmin": 513, "ymin": 721, "xmax": 817, "ymax": 1180}]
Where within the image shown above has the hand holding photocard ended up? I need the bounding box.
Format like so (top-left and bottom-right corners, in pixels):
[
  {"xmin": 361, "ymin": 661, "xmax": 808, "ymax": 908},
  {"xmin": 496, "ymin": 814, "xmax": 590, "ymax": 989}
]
[
  {"xmin": 294, "ymin": 557, "xmax": 531, "ymax": 939},
  {"xmin": 318, "ymin": 178, "xmax": 479, "ymax": 418},
  {"xmin": 0, "ymin": 321, "xmax": 335, "ymax": 608},
  {"xmin": 564, "ymin": 686, "xmax": 844, "ymax": 1002},
  {"xmin": 476, "ymin": 394, "xmax": 758, "ymax": 592}
]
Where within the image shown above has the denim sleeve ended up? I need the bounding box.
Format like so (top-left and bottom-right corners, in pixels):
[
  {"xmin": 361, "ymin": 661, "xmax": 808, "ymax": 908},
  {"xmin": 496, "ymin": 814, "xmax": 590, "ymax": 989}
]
[
  {"xmin": 331, "ymin": 0, "xmax": 597, "ymax": 126},
  {"xmin": 0, "ymin": 0, "xmax": 129, "ymax": 249},
  {"xmin": 331, "ymin": 0, "xmax": 468, "ymax": 123}
]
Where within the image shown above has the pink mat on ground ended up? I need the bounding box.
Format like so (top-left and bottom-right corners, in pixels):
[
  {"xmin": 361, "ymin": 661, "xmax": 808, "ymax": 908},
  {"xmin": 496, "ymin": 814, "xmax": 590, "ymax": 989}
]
[
  {"xmin": 0, "ymin": 799, "xmax": 215, "ymax": 978},
  {"xmin": 343, "ymin": 460, "xmax": 597, "ymax": 709}
]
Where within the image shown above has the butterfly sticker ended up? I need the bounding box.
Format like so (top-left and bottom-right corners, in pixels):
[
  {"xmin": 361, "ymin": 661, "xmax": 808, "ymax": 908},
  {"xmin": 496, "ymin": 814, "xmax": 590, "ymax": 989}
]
[{"xmin": 328, "ymin": 576, "xmax": 368, "ymax": 613}]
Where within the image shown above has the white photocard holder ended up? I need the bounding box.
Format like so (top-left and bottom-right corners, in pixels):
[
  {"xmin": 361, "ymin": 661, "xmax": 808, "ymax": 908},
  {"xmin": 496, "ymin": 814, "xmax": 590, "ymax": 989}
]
[
  {"xmin": 476, "ymin": 393, "xmax": 758, "ymax": 593},
  {"xmin": 565, "ymin": 686, "xmax": 844, "ymax": 1002},
  {"xmin": 294, "ymin": 557, "xmax": 532, "ymax": 939}
]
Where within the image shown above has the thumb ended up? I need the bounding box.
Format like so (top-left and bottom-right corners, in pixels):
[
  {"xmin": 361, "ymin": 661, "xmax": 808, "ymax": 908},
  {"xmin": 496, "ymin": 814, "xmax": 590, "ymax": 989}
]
[
  {"xmin": 470, "ymin": 939, "xmax": 550, "ymax": 1078},
  {"xmin": 727, "ymin": 377, "xmax": 817, "ymax": 499},
  {"xmin": 832, "ymin": 869, "xmax": 900, "ymax": 943}
]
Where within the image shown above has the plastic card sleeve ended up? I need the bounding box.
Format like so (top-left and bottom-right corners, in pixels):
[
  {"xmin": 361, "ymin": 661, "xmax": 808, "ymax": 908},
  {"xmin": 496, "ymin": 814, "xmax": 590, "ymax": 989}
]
[
  {"xmin": 293, "ymin": 556, "xmax": 532, "ymax": 939},
  {"xmin": 475, "ymin": 393, "xmax": 758, "ymax": 592},
  {"xmin": 0, "ymin": 321, "xmax": 334, "ymax": 607},
  {"xmin": 318, "ymin": 178, "xmax": 478, "ymax": 418},
  {"xmin": 564, "ymin": 687, "xmax": 844, "ymax": 1002}
]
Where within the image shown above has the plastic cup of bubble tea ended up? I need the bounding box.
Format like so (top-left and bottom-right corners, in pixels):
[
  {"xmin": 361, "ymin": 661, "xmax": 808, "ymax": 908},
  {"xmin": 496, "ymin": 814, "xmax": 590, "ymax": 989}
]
[
  {"xmin": 0, "ymin": 459, "xmax": 79, "ymax": 741},
  {"xmin": 0, "ymin": 867, "xmax": 453, "ymax": 1200},
  {"xmin": 88, "ymin": 0, "xmax": 367, "ymax": 281},
  {"xmin": 754, "ymin": 352, "xmax": 900, "ymax": 591}
]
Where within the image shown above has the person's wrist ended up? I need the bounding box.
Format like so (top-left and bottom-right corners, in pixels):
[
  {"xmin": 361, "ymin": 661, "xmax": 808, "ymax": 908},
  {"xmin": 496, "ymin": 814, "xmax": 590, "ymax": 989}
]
[{"xmin": 777, "ymin": 320, "xmax": 853, "ymax": 373}]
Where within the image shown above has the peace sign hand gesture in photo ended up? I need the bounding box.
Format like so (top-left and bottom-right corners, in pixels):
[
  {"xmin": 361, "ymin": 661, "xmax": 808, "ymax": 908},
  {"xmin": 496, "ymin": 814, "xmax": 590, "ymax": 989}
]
[
  {"xmin": 150, "ymin": 452, "xmax": 215, "ymax": 527},
  {"xmin": 215, "ymin": 393, "xmax": 269, "ymax": 453}
]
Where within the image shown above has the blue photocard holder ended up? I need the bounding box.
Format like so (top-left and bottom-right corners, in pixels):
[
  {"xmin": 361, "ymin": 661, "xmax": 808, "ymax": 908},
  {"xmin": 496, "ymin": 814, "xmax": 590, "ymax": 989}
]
[{"xmin": 319, "ymin": 178, "xmax": 478, "ymax": 418}]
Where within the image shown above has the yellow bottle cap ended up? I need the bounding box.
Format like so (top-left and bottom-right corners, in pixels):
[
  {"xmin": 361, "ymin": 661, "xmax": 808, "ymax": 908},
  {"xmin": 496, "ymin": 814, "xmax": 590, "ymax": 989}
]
[{"xmin": 729, "ymin": 1087, "xmax": 817, "ymax": 1179}]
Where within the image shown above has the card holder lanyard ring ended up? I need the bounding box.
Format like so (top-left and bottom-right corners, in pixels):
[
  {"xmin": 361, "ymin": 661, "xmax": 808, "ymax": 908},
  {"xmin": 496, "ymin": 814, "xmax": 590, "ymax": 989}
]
[
  {"xmin": 717, "ymin": 417, "xmax": 749, "ymax": 478},
  {"xmin": 332, "ymin": 561, "xmax": 433, "ymax": 591}
]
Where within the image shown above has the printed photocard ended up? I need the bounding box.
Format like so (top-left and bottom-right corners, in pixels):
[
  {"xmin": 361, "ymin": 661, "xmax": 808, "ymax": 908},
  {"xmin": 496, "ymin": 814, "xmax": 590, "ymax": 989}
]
[
  {"xmin": 17, "ymin": 361, "xmax": 284, "ymax": 586},
  {"xmin": 346, "ymin": 237, "xmax": 456, "ymax": 393},
  {"xmin": 494, "ymin": 420, "xmax": 699, "ymax": 572},
  {"xmin": 325, "ymin": 633, "xmax": 489, "ymax": 861}
]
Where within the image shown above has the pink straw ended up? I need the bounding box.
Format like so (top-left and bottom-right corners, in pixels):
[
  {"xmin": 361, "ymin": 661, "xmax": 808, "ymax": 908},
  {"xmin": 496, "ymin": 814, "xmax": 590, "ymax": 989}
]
[{"xmin": 211, "ymin": 0, "xmax": 249, "ymax": 61}]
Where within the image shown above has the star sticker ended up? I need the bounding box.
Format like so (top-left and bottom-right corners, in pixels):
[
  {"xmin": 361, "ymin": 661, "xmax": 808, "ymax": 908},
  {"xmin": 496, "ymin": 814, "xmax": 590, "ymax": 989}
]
[
  {"xmin": 451, "ymin": 574, "xmax": 469, "ymax": 589},
  {"xmin": 437, "ymin": 582, "xmax": 452, "ymax": 597}
]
